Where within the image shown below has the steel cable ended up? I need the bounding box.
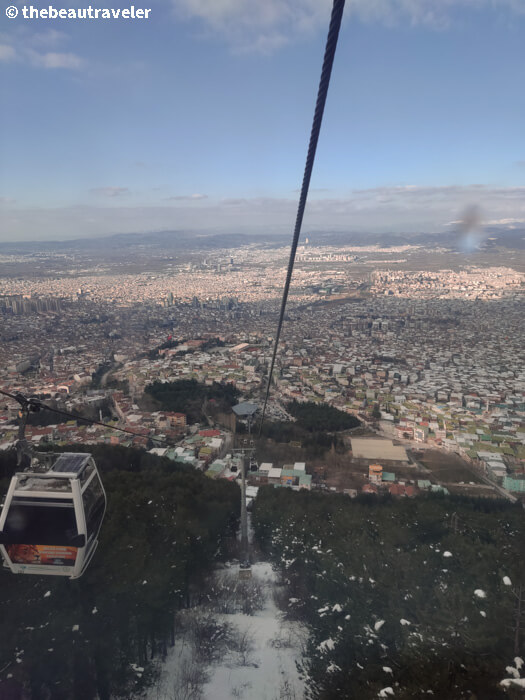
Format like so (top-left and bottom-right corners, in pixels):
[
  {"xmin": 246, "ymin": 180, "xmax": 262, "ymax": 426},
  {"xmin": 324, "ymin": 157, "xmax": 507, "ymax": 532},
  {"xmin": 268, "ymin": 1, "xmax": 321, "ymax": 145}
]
[{"xmin": 259, "ymin": 0, "xmax": 346, "ymax": 433}]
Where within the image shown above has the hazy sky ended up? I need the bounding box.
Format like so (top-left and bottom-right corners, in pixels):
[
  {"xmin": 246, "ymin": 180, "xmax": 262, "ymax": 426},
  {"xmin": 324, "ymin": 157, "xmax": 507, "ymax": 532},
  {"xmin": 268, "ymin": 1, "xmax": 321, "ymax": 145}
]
[{"xmin": 1, "ymin": 0, "xmax": 524, "ymax": 242}]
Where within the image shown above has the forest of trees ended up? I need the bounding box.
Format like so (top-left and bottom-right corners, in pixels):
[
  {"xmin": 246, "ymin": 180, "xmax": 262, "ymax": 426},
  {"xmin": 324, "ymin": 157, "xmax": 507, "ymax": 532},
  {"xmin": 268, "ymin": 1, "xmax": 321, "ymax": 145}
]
[
  {"xmin": 252, "ymin": 487, "xmax": 525, "ymax": 699},
  {"xmin": 286, "ymin": 400, "xmax": 360, "ymax": 433},
  {"xmin": 0, "ymin": 445, "xmax": 240, "ymax": 699},
  {"xmin": 259, "ymin": 402, "xmax": 359, "ymax": 456},
  {"xmin": 144, "ymin": 378, "xmax": 240, "ymax": 423},
  {"xmin": 259, "ymin": 420, "xmax": 338, "ymax": 456}
]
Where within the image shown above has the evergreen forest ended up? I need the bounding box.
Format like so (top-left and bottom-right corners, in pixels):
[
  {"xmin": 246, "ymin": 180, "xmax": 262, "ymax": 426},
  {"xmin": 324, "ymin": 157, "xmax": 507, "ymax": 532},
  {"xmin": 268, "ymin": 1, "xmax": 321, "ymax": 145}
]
[
  {"xmin": 144, "ymin": 379, "xmax": 240, "ymax": 423},
  {"xmin": 286, "ymin": 400, "xmax": 360, "ymax": 433},
  {"xmin": 259, "ymin": 401, "xmax": 360, "ymax": 456},
  {"xmin": 0, "ymin": 446, "xmax": 240, "ymax": 699},
  {"xmin": 252, "ymin": 487, "xmax": 525, "ymax": 699}
]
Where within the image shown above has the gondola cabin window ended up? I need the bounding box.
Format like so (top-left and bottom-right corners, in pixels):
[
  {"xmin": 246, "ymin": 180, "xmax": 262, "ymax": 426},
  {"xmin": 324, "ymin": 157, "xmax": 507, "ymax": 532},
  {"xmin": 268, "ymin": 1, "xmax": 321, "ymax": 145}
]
[
  {"xmin": 82, "ymin": 474, "xmax": 105, "ymax": 537},
  {"xmin": 2, "ymin": 497, "xmax": 78, "ymax": 545}
]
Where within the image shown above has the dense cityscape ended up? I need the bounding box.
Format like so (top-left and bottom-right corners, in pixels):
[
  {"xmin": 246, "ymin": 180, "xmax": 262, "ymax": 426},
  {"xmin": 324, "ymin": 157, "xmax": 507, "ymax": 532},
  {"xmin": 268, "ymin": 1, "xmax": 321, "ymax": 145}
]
[{"xmin": 1, "ymin": 238, "xmax": 523, "ymax": 502}]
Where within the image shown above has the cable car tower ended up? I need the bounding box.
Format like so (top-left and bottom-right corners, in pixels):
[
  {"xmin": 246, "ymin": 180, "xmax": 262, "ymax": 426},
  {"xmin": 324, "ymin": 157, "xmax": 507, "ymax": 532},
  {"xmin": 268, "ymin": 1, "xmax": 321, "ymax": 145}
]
[{"xmin": 233, "ymin": 402, "xmax": 258, "ymax": 579}]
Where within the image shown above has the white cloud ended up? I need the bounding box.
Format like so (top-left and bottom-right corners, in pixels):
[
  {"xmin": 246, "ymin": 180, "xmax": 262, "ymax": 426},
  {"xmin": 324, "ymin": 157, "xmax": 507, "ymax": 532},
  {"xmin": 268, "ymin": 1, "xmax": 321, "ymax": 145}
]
[
  {"xmin": 0, "ymin": 44, "xmax": 16, "ymax": 62},
  {"xmin": 171, "ymin": 0, "xmax": 525, "ymax": 52},
  {"xmin": 485, "ymin": 217, "xmax": 525, "ymax": 226},
  {"xmin": 29, "ymin": 29, "xmax": 70, "ymax": 50},
  {"xmin": 0, "ymin": 28, "xmax": 84, "ymax": 70},
  {"xmin": 166, "ymin": 193, "xmax": 209, "ymax": 200},
  {"xmin": 31, "ymin": 51, "xmax": 84, "ymax": 69},
  {"xmin": 90, "ymin": 187, "xmax": 130, "ymax": 198},
  {"xmin": 172, "ymin": 0, "xmax": 332, "ymax": 53},
  {"xmin": 4, "ymin": 183, "xmax": 525, "ymax": 240}
]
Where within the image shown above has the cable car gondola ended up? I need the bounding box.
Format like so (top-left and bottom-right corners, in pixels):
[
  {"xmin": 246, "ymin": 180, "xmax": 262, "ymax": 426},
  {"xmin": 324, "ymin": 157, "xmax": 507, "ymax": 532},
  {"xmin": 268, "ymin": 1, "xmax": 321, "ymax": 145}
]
[{"xmin": 0, "ymin": 452, "xmax": 106, "ymax": 579}]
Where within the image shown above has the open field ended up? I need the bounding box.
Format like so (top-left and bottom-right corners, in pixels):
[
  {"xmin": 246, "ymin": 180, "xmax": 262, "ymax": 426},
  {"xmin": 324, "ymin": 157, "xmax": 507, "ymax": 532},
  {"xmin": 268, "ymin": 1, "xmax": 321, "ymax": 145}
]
[
  {"xmin": 414, "ymin": 449, "xmax": 484, "ymax": 484},
  {"xmin": 323, "ymin": 461, "xmax": 368, "ymax": 491},
  {"xmin": 351, "ymin": 437, "xmax": 409, "ymax": 462}
]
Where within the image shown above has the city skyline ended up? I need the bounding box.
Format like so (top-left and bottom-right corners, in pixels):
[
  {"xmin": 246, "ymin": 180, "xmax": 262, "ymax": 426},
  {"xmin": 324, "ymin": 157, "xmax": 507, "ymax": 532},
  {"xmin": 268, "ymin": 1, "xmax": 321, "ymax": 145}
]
[{"xmin": 1, "ymin": 0, "xmax": 525, "ymax": 240}]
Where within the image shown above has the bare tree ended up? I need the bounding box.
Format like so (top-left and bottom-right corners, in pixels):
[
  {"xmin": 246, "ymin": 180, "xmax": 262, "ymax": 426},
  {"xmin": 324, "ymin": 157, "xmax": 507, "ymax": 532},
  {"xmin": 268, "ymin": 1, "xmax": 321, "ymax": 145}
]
[
  {"xmin": 229, "ymin": 626, "xmax": 256, "ymax": 666},
  {"xmin": 169, "ymin": 656, "xmax": 208, "ymax": 700}
]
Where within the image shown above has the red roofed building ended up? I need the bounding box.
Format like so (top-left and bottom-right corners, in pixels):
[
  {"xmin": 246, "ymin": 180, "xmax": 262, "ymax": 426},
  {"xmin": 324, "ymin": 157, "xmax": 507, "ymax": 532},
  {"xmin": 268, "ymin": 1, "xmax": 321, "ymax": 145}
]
[
  {"xmin": 30, "ymin": 427, "xmax": 53, "ymax": 437},
  {"xmin": 388, "ymin": 484, "xmax": 404, "ymax": 497},
  {"xmin": 388, "ymin": 483, "xmax": 418, "ymax": 497}
]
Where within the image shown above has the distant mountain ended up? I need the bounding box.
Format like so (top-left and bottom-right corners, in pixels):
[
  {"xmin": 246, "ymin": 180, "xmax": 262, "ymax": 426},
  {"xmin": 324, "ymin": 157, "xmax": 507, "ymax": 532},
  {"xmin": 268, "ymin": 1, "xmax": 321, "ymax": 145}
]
[
  {"xmin": 0, "ymin": 226, "xmax": 523, "ymax": 255},
  {"xmin": 0, "ymin": 230, "xmax": 288, "ymax": 256}
]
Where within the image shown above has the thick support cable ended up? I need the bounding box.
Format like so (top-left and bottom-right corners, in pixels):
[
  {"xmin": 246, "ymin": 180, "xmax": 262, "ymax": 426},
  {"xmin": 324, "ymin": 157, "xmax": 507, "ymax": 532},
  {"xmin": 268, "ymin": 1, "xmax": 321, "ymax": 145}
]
[{"xmin": 259, "ymin": 0, "xmax": 346, "ymax": 433}]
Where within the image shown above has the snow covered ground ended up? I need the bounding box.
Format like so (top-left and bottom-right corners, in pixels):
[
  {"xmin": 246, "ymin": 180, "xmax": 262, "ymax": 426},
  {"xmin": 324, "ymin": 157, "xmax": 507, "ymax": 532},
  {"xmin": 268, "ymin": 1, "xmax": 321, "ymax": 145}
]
[
  {"xmin": 142, "ymin": 562, "xmax": 307, "ymax": 700},
  {"xmin": 202, "ymin": 562, "xmax": 307, "ymax": 700}
]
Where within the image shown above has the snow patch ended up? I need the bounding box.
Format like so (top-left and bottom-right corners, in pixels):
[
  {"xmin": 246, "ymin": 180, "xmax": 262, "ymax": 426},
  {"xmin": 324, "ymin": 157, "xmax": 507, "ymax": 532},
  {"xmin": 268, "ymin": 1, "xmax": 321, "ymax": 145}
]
[
  {"xmin": 318, "ymin": 638, "xmax": 336, "ymax": 652},
  {"xmin": 327, "ymin": 663, "xmax": 341, "ymax": 673},
  {"xmin": 443, "ymin": 551, "xmax": 452, "ymax": 558},
  {"xmin": 378, "ymin": 687, "xmax": 394, "ymax": 697},
  {"xmin": 503, "ymin": 576, "xmax": 512, "ymax": 586},
  {"xmin": 374, "ymin": 620, "xmax": 385, "ymax": 631},
  {"xmin": 501, "ymin": 678, "xmax": 525, "ymax": 689},
  {"xmin": 505, "ymin": 666, "xmax": 520, "ymax": 679},
  {"xmin": 474, "ymin": 589, "xmax": 486, "ymax": 599},
  {"xmin": 400, "ymin": 619, "xmax": 411, "ymax": 626},
  {"xmin": 131, "ymin": 663, "xmax": 144, "ymax": 677}
]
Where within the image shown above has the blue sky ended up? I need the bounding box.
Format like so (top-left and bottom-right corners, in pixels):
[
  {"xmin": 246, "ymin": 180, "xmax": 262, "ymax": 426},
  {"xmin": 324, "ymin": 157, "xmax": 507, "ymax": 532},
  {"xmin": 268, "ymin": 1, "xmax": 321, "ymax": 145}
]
[{"xmin": 1, "ymin": 0, "xmax": 524, "ymax": 241}]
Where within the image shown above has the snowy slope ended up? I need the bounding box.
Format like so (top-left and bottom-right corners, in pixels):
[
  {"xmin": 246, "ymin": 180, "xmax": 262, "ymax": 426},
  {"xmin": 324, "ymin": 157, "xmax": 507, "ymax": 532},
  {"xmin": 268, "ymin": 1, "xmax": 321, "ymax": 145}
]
[
  {"xmin": 202, "ymin": 562, "xmax": 306, "ymax": 700},
  {"xmin": 142, "ymin": 562, "xmax": 307, "ymax": 700}
]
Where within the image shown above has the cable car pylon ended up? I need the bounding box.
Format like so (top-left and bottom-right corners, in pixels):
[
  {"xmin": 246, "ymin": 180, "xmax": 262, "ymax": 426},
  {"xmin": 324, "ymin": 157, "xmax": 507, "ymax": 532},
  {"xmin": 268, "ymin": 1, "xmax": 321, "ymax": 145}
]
[{"xmin": 233, "ymin": 403, "xmax": 258, "ymax": 579}]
